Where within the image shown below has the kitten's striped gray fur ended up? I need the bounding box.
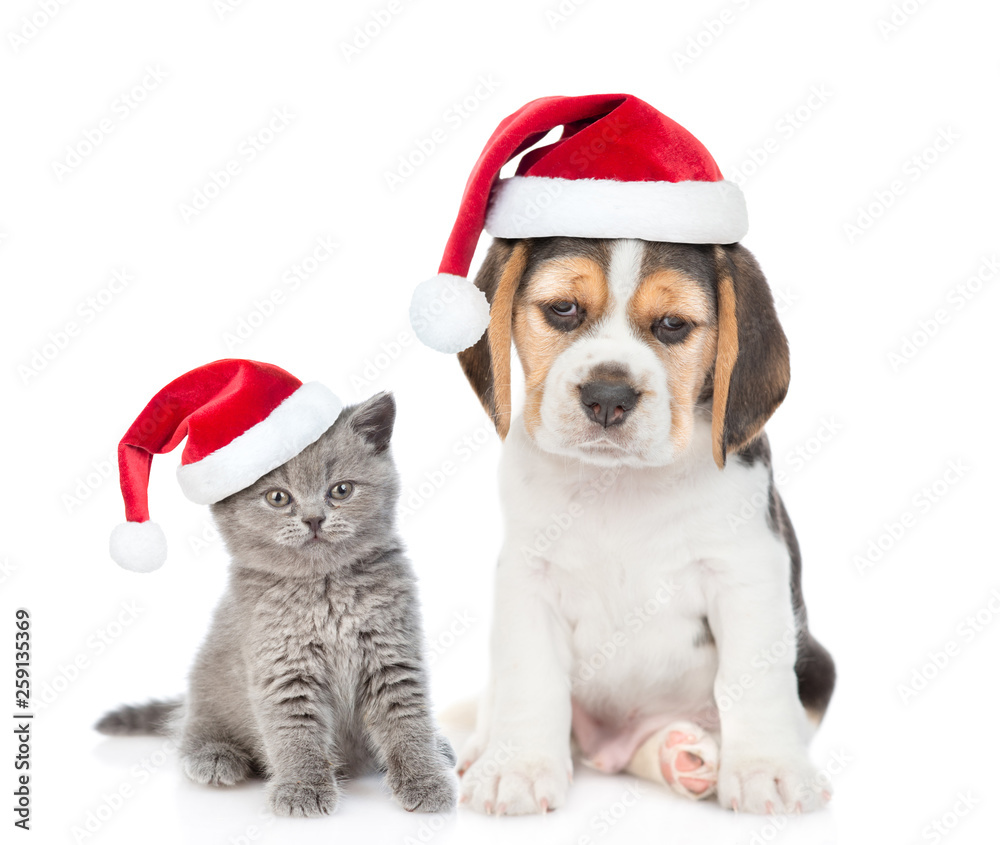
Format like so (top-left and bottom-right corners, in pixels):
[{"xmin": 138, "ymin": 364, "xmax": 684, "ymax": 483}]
[{"xmin": 97, "ymin": 393, "xmax": 456, "ymax": 817}]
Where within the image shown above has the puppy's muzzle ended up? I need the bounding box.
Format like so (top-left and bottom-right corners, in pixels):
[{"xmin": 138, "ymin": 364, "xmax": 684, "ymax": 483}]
[{"xmin": 579, "ymin": 378, "xmax": 639, "ymax": 428}]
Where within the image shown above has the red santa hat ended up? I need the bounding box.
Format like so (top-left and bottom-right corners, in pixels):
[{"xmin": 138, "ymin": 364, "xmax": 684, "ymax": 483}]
[
  {"xmin": 409, "ymin": 93, "xmax": 748, "ymax": 353},
  {"xmin": 109, "ymin": 359, "xmax": 342, "ymax": 573}
]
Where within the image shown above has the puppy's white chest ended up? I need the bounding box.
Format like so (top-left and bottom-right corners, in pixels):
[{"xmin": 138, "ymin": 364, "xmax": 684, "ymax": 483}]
[
  {"xmin": 557, "ymin": 510, "xmax": 716, "ymax": 707},
  {"xmin": 506, "ymin": 463, "xmax": 719, "ymax": 717},
  {"xmin": 499, "ymin": 415, "xmax": 781, "ymax": 724}
]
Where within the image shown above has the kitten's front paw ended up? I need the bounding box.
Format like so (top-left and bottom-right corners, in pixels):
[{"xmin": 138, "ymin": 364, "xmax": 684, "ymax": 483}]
[
  {"xmin": 435, "ymin": 733, "xmax": 457, "ymax": 767},
  {"xmin": 718, "ymin": 749, "xmax": 829, "ymax": 814},
  {"xmin": 182, "ymin": 742, "xmax": 253, "ymax": 786},
  {"xmin": 268, "ymin": 779, "xmax": 340, "ymax": 817},
  {"xmin": 391, "ymin": 767, "xmax": 458, "ymax": 813},
  {"xmin": 460, "ymin": 743, "xmax": 571, "ymax": 815}
]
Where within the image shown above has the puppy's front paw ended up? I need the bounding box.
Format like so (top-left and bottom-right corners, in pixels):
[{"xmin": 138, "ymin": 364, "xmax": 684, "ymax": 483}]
[
  {"xmin": 460, "ymin": 743, "xmax": 571, "ymax": 815},
  {"xmin": 391, "ymin": 767, "xmax": 458, "ymax": 813},
  {"xmin": 267, "ymin": 779, "xmax": 340, "ymax": 817},
  {"xmin": 457, "ymin": 731, "xmax": 488, "ymax": 776},
  {"xmin": 718, "ymin": 750, "xmax": 828, "ymax": 814}
]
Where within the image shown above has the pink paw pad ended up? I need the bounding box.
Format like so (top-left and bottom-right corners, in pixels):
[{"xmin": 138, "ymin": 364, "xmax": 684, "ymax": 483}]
[{"xmin": 659, "ymin": 723, "xmax": 718, "ymax": 800}]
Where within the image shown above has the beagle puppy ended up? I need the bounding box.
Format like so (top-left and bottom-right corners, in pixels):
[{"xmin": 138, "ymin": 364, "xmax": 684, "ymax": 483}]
[{"xmin": 453, "ymin": 236, "xmax": 835, "ymax": 815}]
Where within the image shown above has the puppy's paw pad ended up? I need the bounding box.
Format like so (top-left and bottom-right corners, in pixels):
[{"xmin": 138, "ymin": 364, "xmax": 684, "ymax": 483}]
[
  {"xmin": 457, "ymin": 733, "xmax": 488, "ymax": 776},
  {"xmin": 268, "ymin": 780, "xmax": 340, "ymax": 817},
  {"xmin": 393, "ymin": 768, "xmax": 458, "ymax": 813},
  {"xmin": 182, "ymin": 742, "xmax": 253, "ymax": 786},
  {"xmin": 658, "ymin": 722, "xmax": 718, "ymax": 800},
  {"xmin": 460, "ymin": 745, "xmax": 570, "ymax": 815},
  {"xmin": 718, "ymin": 753, "xmax": 825, "ymax": 814}
]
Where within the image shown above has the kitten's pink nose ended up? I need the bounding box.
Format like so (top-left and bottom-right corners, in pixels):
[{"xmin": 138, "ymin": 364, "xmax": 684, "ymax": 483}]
[{"xmin": 303, "ymin": 516, "xmax": 325, "ymax": 534}]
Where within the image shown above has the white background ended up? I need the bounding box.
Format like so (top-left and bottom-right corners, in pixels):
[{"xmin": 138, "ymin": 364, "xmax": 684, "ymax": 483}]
[{"xmin": 3, "ymin": 0, "xmax": 999, "ymax": 843}]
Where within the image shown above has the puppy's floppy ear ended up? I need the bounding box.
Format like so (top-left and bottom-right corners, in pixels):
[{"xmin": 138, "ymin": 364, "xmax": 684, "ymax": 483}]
[
  {"xmin": 711, "ymin": 244, "xmax": 790, "ymax": 469},
  {"xmin": 457, "ymin": 239, "xmax": 529, "ymax": 439}
]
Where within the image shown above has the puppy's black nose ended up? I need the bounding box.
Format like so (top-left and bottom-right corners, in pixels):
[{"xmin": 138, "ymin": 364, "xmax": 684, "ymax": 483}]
[
  {"xmin": 580, "ymin": 380, "xmax": 639, "ymax": 428},
  {"xmin": 303, "ymin": 516, "xmax": 325, "ymax": 534}
]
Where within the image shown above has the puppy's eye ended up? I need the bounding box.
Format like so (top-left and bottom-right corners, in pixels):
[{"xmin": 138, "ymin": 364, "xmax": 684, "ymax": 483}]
[
  {"xmin": 653, "ymin": 316, "xmax": 692, "ymax": 344},
  {"xmin": 264, "ymin": 489, "xmax": 292, "ymax": 507},
  {"xmin": 328, "ymin": 482, "xmax": 354, "ymax": 502},
  {"xmin": 544, "ymin": 300, "xmax": 584, "ymax": 331}
]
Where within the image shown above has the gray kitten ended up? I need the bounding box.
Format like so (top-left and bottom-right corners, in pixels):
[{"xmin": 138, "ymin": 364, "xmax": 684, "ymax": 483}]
[{"xmin": 97, "ymin": 392, "xmax": 457, "ymax": 817}]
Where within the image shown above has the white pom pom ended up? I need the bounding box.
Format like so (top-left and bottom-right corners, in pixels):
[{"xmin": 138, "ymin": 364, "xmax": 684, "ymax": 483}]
[
  {"xmin": 409, "ymin": 273, "xmax": 490, "ymax": 354},
  {"xmin": 110, "ymin": 522, "xmax": 168, "ymax": 573}
]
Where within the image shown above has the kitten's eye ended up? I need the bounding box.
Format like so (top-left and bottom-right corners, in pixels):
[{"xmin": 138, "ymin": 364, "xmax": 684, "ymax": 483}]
[
  {"xmin": 264, "ymin": 489, "xmax": 292, "ymax": 508},
  {"xmin": 328, "ymin": 482, "xmax": 354, "ymax": 502},
  {"xmin": 652, "ymin": 315, "xmax": 692, "ymax": 345}
]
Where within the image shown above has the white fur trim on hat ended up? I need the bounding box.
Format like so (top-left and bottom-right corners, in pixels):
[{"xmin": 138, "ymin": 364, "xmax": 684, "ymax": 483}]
[
  {"xmin": 176, "ymin": 381, "xmax": 343, "ymax": 505},
  {"xmin": 485, "ymin": 175, "xmax": 749, "ymax": 244},
  {"xmin": 110, "ymin": 521, "xmax": 168, "ymax": 573},
  {"xmin": 410, "ymin": 273, "xmax": 490, "ymax": 354}
]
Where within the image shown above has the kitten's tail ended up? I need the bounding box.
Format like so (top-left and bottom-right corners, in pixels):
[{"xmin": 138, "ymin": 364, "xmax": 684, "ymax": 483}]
[{"xmin": 95, "ymin": 698, "xmax": 181, "ymax": 736}]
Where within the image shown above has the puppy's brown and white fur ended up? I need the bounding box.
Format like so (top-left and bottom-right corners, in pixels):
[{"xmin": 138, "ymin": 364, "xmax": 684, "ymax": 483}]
[{"xmin": 456, "ymin": 237, "xmax": 834, "ymax": 815}]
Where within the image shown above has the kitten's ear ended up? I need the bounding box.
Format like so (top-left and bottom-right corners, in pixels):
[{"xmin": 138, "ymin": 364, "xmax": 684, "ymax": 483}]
[{"xmin": 351, "ymin": 391, "xmax": 396, "ymax": 454}]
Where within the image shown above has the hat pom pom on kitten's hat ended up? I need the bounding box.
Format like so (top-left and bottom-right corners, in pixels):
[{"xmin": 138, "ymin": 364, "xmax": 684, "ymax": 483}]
[
  {"xmin": 110, "ymin": 359, "xmax": 342, "ymax": 573},
  {"xmin": 409, "ymin": 92, "xmax": 748, "ymax": 353}
]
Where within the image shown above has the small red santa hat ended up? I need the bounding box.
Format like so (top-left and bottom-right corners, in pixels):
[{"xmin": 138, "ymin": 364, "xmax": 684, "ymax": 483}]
[
  {"xmin": 409, "ymin": 93, "xmax": 748, "ymax": 353},
  {"xmin": 109, "ymin": 359, "xmax": 342, "ymax": 573}
]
